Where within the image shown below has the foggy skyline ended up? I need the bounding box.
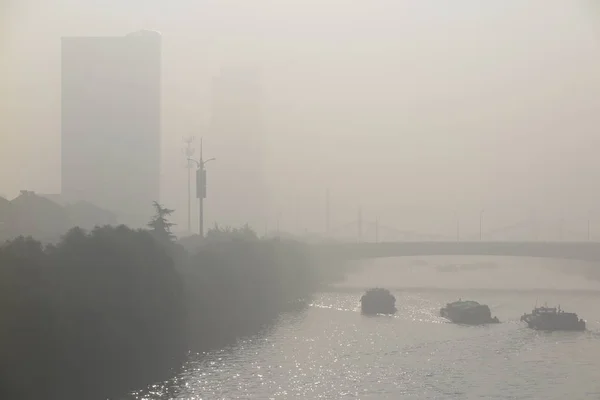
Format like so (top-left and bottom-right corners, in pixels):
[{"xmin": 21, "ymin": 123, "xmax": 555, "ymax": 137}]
[
  {"xmin": 61, "ymin": 31, "xmax": 161, "ymax": 227},
  {"xmin": 2, "ymin": 1, "xmax": 600, "ymax": 236}
]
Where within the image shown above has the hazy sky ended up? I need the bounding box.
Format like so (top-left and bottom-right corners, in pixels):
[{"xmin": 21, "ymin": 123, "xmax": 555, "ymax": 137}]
[{"xmin": 2, "ymin": 1, "xmax": 600, "ymax": 237}]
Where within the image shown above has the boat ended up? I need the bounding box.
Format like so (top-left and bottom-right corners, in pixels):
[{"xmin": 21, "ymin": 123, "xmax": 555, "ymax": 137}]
[
  {"xmin": 520, "ymin": 304, "xmax": 585, "ymax": 331},
  {"xmin": 360, "ymin": 288, "xmax": 397, "ymax": 315},
  {"xmin": 440, "ymin": 299, "xmax": 500, "ymax": 325}
]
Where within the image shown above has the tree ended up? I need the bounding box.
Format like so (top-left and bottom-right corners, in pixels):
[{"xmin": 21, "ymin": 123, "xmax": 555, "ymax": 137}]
[
  {"xmin": 0, "ymin": 225, "xmax": 186, "ymax": 400},
  {"xmin": 147, "ymin": 202, "xmax": 176, "ymax": 243},
  {"xmin": 205, "ymin": 223, "xmax": 259, "ymax": 243}
]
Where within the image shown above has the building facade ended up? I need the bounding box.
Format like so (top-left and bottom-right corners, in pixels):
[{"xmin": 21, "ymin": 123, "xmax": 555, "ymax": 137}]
[{"xmin": 61, "ymin": 30, "xmax": 161, "ymax": 228}]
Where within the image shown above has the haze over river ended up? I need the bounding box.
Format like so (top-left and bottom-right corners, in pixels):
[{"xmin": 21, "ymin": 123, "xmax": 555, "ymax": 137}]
[{"xmin": 131, "ymin": 257, "xmax": 600, "ymax": 399}]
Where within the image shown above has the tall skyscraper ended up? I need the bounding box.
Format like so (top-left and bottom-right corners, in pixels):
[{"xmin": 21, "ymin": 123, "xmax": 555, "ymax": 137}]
[
  {"xmin": 208, "ymin": 67, "xmax": 268, "ymax": 228},
  {"xmin": 61, "ymin": 30, "xmax": 161, "ymax": 227}
]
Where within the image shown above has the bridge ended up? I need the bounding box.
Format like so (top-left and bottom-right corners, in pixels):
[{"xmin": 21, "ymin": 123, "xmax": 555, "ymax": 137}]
[
  {"xmin": 313, "ymin": 241, "xmax": 600, "ymax": 263},
  {"xmin": 256, "ymin": 212, "xmax": 600, "ymax": 262},
  {"xmin": 326, "ymin": 216, "xmax": 591, "ymax": 243}
]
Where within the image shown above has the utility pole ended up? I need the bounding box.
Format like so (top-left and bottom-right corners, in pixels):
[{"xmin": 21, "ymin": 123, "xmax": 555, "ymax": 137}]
[
  {"xmin": 455, "ymin": 213, "xmax": 460, "ymax": 242},
  {"xmin": 294, "ymin": 197, "xmax": 300, "ymax": 235},
  {"xmin": 479, "ymin": 209, "xmax": 484, "ymax": 241},
  {"xmin": 375, "ymin": 216, "xmax": 379, "ymax": 243},
  {"xmin": 358, "ymin": 206, "xmax": 363, "ymax": 243},
  {"xmin": 588, "ymin": 211, "xmax": 591, "ymax": 241},
  {"xmin": 188, "ymin": 138, "xmax": 215, "ymax": 238},
  {"xmin": 183, "ymin": 136, "xmax": 195, "ymax": 234},
  {"xmin": 325, "ymin": 188, "xmax": 330, "ymax": 237}
]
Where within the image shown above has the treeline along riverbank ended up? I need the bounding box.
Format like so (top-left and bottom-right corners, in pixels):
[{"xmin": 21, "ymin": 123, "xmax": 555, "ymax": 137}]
[{"xmin": 0, "ymin": 205, "xmax": 348, "ymax": 400}]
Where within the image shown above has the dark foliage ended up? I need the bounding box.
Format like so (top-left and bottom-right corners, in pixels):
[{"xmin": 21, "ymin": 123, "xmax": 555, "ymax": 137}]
[
  {"xmin": 0, "ymin": 213, "xmax": 331, "ymax": 400},
  {"xmin": 147, "ymin": 201, "xmax": 177, "ymax": 243},
  {"xmin": 205, "ymin": 223, "xmax": 260, "ymax": 242},
  {"xmin": 0, "ymin": 226, "xmax": 185, "ymax": 400},
  {"xmin": 181, "ymin": 231, "xmax": 317, "ymax": 350}
]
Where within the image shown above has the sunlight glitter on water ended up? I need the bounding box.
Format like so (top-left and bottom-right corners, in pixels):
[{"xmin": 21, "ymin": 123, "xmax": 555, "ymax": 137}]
[{"xmin": 129, "ymin": 257, "xmax": 600, "ymax": 399}]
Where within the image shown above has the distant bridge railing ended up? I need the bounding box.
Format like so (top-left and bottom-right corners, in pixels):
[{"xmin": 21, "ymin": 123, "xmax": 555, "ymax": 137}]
[
  {"xmin": 312, "ymin": 241, "xmax": 600, "ymax": 263},
  {"xmin": 326, "ymin": 218, "xmax": 592, "ymax": 243}
]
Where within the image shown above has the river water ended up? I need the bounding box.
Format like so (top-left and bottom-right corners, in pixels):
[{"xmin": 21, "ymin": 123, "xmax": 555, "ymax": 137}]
[{"xmin": 131, "ymin": 256, "xmax": 600, "ymax": 399}]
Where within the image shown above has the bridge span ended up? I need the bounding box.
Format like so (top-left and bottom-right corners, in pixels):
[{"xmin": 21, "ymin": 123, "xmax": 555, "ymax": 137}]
[{"xmin": 313, "ymin": 241, "xmax": 600, "ymax": 263}]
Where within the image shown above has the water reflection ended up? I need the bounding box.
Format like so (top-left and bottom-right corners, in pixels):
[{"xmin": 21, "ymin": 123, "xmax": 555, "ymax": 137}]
[
  {"xmin": 125, "ymin": 303, "xmax": 311, "ymax": 400},
  {"xmin": 125, "ymin": 257, "xmax": 600, "ymax": 399}
]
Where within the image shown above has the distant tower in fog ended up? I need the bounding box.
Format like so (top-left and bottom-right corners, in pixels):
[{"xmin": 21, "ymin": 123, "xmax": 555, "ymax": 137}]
[
  {"xmin": 61, "ymin": 30, "xmax": 161, "ymax": 227},
  {"xmin": 208, "ymin": 67, "xmax": 267, "ymax": 227}
]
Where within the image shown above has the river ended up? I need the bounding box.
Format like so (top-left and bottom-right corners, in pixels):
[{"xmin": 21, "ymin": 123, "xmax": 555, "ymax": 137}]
[{"xmin": 130, "ymin": 256, "xmax": 600, "ymax": 399}]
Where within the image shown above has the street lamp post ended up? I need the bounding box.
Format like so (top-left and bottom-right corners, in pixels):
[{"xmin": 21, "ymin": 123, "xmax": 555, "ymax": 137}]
[
  {"xmin": 276, "ymin": 212, "xmax": 281, "ymax": 237},
  {"xmin": 455, "ymin": 212, "xmax": 460, "ymax": 242},
  {"xmin": 358, "ymin": 206, "xmax": 363, "ymax": 243},
  {"xmin": 588, "ymin": 211, "xmax": 592, "ymax": 241},
  {"xmin": 479, "ymin": 209, "xmax": 484, "ymax": 241},
  {"xmin": 183, "ymin": 137, "xmax": 195, "ymax": 234},
  {"xmin": 188, "ymin": 138, "xmax": 215, "ymax": 237},
  {"xmin": 325, "ymin": 188, "xmax": 330, "ymax": 237}
]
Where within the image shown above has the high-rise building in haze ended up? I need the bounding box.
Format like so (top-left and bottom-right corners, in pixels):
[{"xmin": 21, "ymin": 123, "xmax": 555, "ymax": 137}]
[
  {"xmin": 61, "ymin": 30, "xmax": 161, "ymax": 227},
  {"xmin": 208, "ymin": 68, "xmax": 268, "ymax": 228}
]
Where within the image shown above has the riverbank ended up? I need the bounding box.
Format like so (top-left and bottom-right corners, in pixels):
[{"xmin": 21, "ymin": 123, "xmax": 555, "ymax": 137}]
[{"xmin": 0, "ymin": 225, "xmax": 344, "ymax": 400}]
